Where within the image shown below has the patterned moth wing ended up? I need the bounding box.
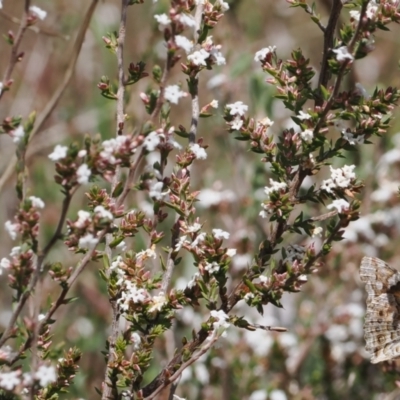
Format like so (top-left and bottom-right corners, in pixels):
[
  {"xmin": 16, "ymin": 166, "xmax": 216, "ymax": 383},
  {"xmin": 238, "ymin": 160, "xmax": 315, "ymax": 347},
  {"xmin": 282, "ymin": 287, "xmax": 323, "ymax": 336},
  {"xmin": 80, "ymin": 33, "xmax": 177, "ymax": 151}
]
[{"xmin": 360, "ymin": 256, "xmax": 400, "ymax": 363}]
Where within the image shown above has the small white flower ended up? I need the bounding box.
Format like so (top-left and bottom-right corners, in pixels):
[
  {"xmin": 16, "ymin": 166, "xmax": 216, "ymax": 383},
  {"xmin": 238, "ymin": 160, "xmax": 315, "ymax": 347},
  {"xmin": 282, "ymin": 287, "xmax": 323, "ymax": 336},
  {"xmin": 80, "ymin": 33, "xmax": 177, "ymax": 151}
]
[
  {"xmin": 5, "ymin": 220, "xmax": 19, "ymax": 240},
  {"xmin": 264, "ymin": 179, "xmax": 287, "ymax": 200},
  {"xmin": 175, "ymin": 35, "xmax": 193, "ymax": 54},
  {"xmin": 210, "ymin": 48, "xmax": 226, "ymax": 65},
  {"xmin": 312, "ymin": 227, "xmax": 323, "ymax": 237},
  {"xmin": 30, "ymin": 5, "xmax": 47, "ymax": 20},
  {"xmin": 269, "ymin": 389, "xmax": 288, "ymax": 400},
  {"xmin": 226, "ymin": 248, "xmax": 237, "ymax": 257},
  {"xmin": 0, "ymin": 370, "xmax": 21, "ymax": 390},
  {"xmin": 10, "ymin": 246, "xmax": 21, "ymax": 257},
  {"xmin": 212, "ymin": 228, "xmax": 230, "ymax": 240},
  {"xmin": 190, "ymin": 143, "xmax": 207, "ymax": 160},
  {"xmin": 226, "ymin": 101, "xmax": 248, "ymax": 116},
  {"xmin": 35, "ymin": 365, "xmax": 56, "ymax": 387},
  {"xmin": 210, "ymin": 309, "xmax": 230, "ymax": 331},
  {"xmin": 191, "ymin": 232, "xmax": 206, "ymax": 248},
  {"xmin": 29, "ymin": 196, "xmax": 45, "ymax": 209},
  {"xmin": 148, "ymin": 291, "xmax": 167, "ymax": 313},
  {"xmin": 349, "ymin": 10, "xmax": 361, "ymax": 20},
  {"xmin": 342, "ymin": 130, "xmax": 365, "ymax": 145},
  {"xmin": 154, "ymin": 13, "xmax": 171, "ymax": 27},
  {"xmin": 12, "ymin": 125, "xmax": 25, "ymax": 143},
  {"xmin": 175, "ymin": 235, "xmax": 188, "ymax": 252},
  {"xmin": 230, "ymin": 116, "xmax": 243, "ymax": 130},
  {"xmin": 297, "ymin": 111, "xmax": 312, "ymax": 120},
  {"xmin": 188, "ymin": 49, "xmax": 210, "ymax": 66},
  {"xmin": 164, "ymin": 85, "xmax": 187, "ymax": 104},
  {"xmin": 143, "ymin": 131, "xmax": 161, "ymax": 152},
  {"xmin": 78, "ymin": 233, "xmax": 99, "ymax": 249},
  {"xmin": 0, "ymin": 258, "xmax": 11, "ymax": 274},
  {"xmin": 333, "ymin": 46, "xmax": 354, "ymax": 62},
  {"xmin": 76, "ymin": 163, "xmax": 91, "ymax": 184},
  {"xmin": 244, "ymin": 292, "xmax": 255, "ymax": 301},
  {"xmin": 210, "ymin": 99, "xmax": 219, "ymax": 108},
  {"xmin": 94, "ymin": 205, "xmax": 113, "ymax": 221},
  {"xmin": 300, "ymin": 129, "xmax": 314, "ymax": 144},
  {"xmin": 215, "ymin": 0, "xmax": 230, "ymax": 11},
  {"xmin": 187, "ymin": 223, "xmax": 202, "ymax": 233},
  {"xmin": 38, "ymin": 314, "xmax": 46, "ymax": 321},
  {"xmin": 75, "ymin": 210, "xmax": 91, "ymax": 228},
  {"xmin": 205, "ymin": 261, "xmax": 220, "ymax": 274},
  {"xmin": 48, "ymin": 145, "xmax": 68, "ymax": 161},
  {"xmin": 187, "ymin": 272, "xmax": 200, "ymax": 289},
  {"xmin": 178, "ymin": 13, "xmax": 195, "ymax": 27},
  {"xmin": 149, "ymin": 181, "xmax": 169, "ymax": 200},
  {"xmin": 327, "ymin": 199, "xmax": 350, "ymax": 213},
  {"xmin": 78, "ymin": 149, "xmax": 87, "ymax": 158},
  {"xmin": 254, "ymin": 46, "xmax": 276, "ymax": 62},
  {"xmin": 131, "ymin": 332, "xmax": 141, "ymax": 350}
]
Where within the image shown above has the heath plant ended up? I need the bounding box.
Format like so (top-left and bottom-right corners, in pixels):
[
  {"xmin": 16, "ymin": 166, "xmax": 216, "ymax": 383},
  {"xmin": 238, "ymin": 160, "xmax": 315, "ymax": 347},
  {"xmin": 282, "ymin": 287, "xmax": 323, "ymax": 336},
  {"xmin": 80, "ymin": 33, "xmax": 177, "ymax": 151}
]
[{"xmin": 1, "ymin": 0, "xmax": 400, "ymax": 399}]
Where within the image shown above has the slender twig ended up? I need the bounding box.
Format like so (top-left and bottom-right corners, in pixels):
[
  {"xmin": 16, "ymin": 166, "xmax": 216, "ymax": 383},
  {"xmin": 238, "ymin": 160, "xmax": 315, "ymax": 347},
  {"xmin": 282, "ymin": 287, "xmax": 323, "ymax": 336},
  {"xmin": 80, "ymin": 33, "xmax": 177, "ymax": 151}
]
[
  {"xmin": 304, "ymin": 4, "xmax": 326, "ymax": 33},
  {"xmin": 0, "ymin": 9, "xmax": 69, "ymax": 40},
  {"xmin": 0, "ymin": 0, "xmax": 99, "ymax": 192},
  {"xmin": 0, "ymin": 0, "xmax": 31, "ymax": 102}
]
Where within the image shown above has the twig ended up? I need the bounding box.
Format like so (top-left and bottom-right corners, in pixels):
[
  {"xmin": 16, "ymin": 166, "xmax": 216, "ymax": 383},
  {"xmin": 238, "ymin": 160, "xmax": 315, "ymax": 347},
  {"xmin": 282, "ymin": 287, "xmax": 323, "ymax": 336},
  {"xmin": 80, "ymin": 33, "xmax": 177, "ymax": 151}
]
[
  {"xmin": 0, "ymin": 9, "xmax": 70, "ymax": 40},
  {"xmin": 304, "ymin": 4, "xmax": 326, "ymax": 33},
  {"xmin": 0, "ymin": 0, "xmax": 99, "ymax": 192},
  {"xmin": 0, "ymin": 0, "xmax": 31, "ymax": 102}
]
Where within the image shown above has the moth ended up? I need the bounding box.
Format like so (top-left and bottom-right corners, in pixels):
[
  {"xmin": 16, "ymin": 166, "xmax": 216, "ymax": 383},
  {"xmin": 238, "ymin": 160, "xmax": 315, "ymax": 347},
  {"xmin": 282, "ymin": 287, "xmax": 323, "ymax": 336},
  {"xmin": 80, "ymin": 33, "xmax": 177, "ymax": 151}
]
[{"xmin": 360, "ymin": 256, "xmax": 400, "ymax": 363}]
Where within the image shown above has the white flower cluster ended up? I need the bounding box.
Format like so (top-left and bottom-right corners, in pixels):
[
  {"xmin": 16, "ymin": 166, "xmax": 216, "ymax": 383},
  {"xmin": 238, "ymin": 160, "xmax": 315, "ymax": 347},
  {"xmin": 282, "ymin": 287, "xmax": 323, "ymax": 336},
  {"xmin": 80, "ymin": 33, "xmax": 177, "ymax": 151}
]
[
  {"xmin": 210, "ymin": 310, "xmax": 230, "ymax": 336},
  {"xmin": 321, "ymin": 165, "xmax": 356, "ymax": 193},
  {"xmin": 225, "ymin": 101, "xmax": 248, "ymax": 130},
  {"xmin": 333, "ymin": 46, "xmax": 354, "ymax": 62},
  {"xmin": 259, "ymin": 179, "xmax": 288, "ymax": 218},
  {"xmin": 349, "ymin": 0, "xmax": 379, "ymax": 21},
  {"xmin": 327, "ymin": 199, "xmax": 350, "ymax": 213},
  {"xmin": 187, "ymin": 37, "xmax": 226, "ymax": 67},
  {"xmin": 143, "ymin": 127, "xmax": 182, "ymax": 152},
  {"xmin": 100, "ymin": 135, "xmax": 135, "ymax": 164},
  {"xmin": 254, "ymin": 46, "xmax": 276, "ymax": 63}
]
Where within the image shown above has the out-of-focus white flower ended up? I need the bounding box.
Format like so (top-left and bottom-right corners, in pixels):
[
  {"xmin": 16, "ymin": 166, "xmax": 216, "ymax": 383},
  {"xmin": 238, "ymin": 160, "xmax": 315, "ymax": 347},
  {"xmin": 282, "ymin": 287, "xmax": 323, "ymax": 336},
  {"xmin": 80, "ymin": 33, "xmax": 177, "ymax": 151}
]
[
  {"xmin": 187, "ymin": 223, "xmax": 202, "ymax": 233},
  {"xmin": 327, "ymin": 199, "xmax": 350, "ymax": 213},
  {"xmin": 190, "ymin": 143, "xmax": 207, "ymax": 160},
  {"xmin": 210, "ymin": 309, "xmax": 230, "ymax": 332},
  {"xmin": 312, "ymin": 227, "xmax": 323, "ymax": 237},
  {"xmin": 76, "ymin": 164, "xmax": 91, "ymax": 184},
  {"xmin": 48, "ymin": 145, "xmax": 68, "ymax": 161},
  {"xmin": 212, "ymin": 228, "xmax": 230, "ymax": 240},
  {"xmin": 0, "ymin": 258, "xmax": 11, "ymax": 274},
  {"xmin": 0, "ymin": 370, "xmax": 21, "ymax": 390},
  {"xmin": 300, "ymin": 129, "xmax": 314, "ymax": 144},
  {"xmin": 263, "ymin": 179, "xmax": 287, "ymax": 200},
  {"xmin": 210, "ymin": 99, "xmax": 218, "ymax": 108},
  {"xmin": 175, "ymin": 35, "xmax": 193, "ymax": 53},
  {"xmin": 188, "ymin": 49, "xmax": 210, "ymax": 66},
  {"xmin": 30, "ymin": 6, "xmax": 47, "ymax": 20},
  {"xmin": 149, "ymin": 181, "xmax": 169, "ymax": 200},
  {"xmin": 75, "ymin": 210, "xmax": 91, "ymax": 228},
  {"xmin": 342, "ymin": 131, "xmax": 365, "ymax": 145},
  {"xmin": 226, "ymin": 248, "xmax": 236, "ymax": 257},
  {"xmin": 29, "ymin": 196, "xmax": 45, "ymax": 209},
  {"xmin": 254, "ymin": 46, "xmax": 276, "ymax": 62},
  {"xmin": 94, "ymin": 205, "xmax": 113, "ymax": 221},
  {"xmin": 78, "ymin": 233, "xmax": 99, "ymax": 249},
  {"xmin": 154, "ymin": 13, "xmax": 171, "ymax": 27},
  {"xmin": 12, "ymin": 125, "xmax": 25, "ymax": 143},
  {"xmin": 226, "ymin": 101, "xmax": 248, "ymax": 116},
  {"xmin": 205, "ymin": 261, "xmax": 220, "ymax": 274},
  {"xmin": 249, "ymin": 389, "xmax": 267, "ymax": 400},
  {"xmin": 5, "ymin": 221, "xmax": 19, "ymax": 240},
  {"xmin": 178, "ymin": 13, "xmax": 195, "ymax": 27},
  {"xmin": 333, "ymin": 46, "xmax": 354, "ymax": 62},
  {"xmin": 148, "ymin": 291, "xmax": 167, "ymax": 313},
  {"xmin": 131, "ymin": 332, "xmax": 141, "ymax": 350},
  {"xmin": 297, "ymin": 110, "xmax": 312, "ymax": 120},
  {"xmin": 35, "ymin": 365, "xmax": 56, "ymax": 387},
  {"xmin": 269, "ymin": 389, "xmax": 288, "ymax": 400},
  {"xmin": 191, "ymin": 232, "xmax": 206, "ymax": 248},
  {"xmin": 215, "ymin": 0, "xmax": 229, "ymax": 11},
  {"xmin": 164, "ymin": 85, "xmax": 187, "ymax": 104},
  {"xmin": 143, "ymin": 131, "xmax": 161, "ymax": 152}
]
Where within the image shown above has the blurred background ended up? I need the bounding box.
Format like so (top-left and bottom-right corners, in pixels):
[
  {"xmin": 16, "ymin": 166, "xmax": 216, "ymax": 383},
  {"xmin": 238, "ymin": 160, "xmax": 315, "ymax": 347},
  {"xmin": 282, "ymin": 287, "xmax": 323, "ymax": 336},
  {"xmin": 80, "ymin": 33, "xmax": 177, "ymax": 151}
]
[{"xmin": 1, "ymin": 0, "xmax": 400, "ymax": 399}]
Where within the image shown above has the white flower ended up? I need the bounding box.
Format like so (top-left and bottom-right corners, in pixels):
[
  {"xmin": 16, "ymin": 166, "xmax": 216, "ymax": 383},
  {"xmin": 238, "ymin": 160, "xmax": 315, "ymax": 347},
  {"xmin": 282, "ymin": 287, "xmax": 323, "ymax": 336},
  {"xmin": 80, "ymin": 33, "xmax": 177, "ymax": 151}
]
[
  {"xmin": 187, "ymin": 223, "xmax": 202, "ymax": 233},
  {"xmin": 117, "ymin": 282, "xmax": 149, "ymax": 311},
  {"xmin": 187, "ymin": 272, "xmax": 200, "ymax": 289},
  {"xmin": 254, "ymin": 46, "xmax": 276, "ymax": 62},
  {"xmin": 210, "ymin": 99, "xmax": 219, "ymax": 108},
  {"xmin": 164, "ymin": 85, "xmax": 187, "ymax": 104},
  {"xmin": 327, "ymin": 199, "xmax": 350, "ymax": 213},
  {"xmin": 230, "ymin": 116, "xmax": 243, "ymax": 130},
  {"xmin": 188, "ymin": 49, "xmax": 210, "ymax": 66},
  {"xmin": 143, "ymin": 131, "xmax": 161, "ymax": 151},
  {"xmin": 244, "ymin": 292, "xmax": 255, "ymax": 301},
  {"xmin": 76, "ymin": 163, "xmax": 91, "ymax": 184},
  {"xmin": 0, "ymin": 82, "xmax": 3, "ymax": 94},
  {"xmin": 10, "ymin": 246, "xmax": 21, "ymax": 256},
  {"xmin": 0, "ymin": 1, "xmax": 2, "ymax": 10},
  {"xmin": 210, "ymin": 309, "xmax": 230, "ymax": 331},
  {"xmin": 75, "ymin": 210, "xmax": 91, "ymax": 228},
  {"xmin": 342, "ymin": 131, "xmax": 365, "ymax": 145},
  {"xmin": 175, "ymin": 35, "xmax": 193, "ymax": 54},
  {"xmin": 333, "ymin": 46, "xmax": 354, "ymax": 62},
  {"xmin": 215, "ymin": 0, "xmax": 229, "ymax": 11},
  {"xmin": 154, "ymin": 13, "xmax": 171, "ymax": 27},
  {"xmin": 148, "ymin": 291, "xmax": 167, "ymax": 313},
  {"xmin": 205, "ymin": 261, "xmax": 220, "ymax": 274},
  {"xmin": 35, "ymin": 365, "xmax": 56, "ymax": 387},
  {"xmin": 0, "ymin": 370, "xmax": 21, "ymax": 390},
  {"xmin": 149, "ymin": 181, "xmax": 169, "ymax": 200},
  {"xmin": 269, "ymin": 389, "xmax": 288, "ymax": 400},
  {"xmin": 0, "ymin": 258, "xmax": 11, "ymax": 274},
  {"xmin": 38, "ymin": 314, "xmax": 46, "ymax": 321},
  {"xmin": 78, "ymin": 149, "xmax": 87, "ymax": 158},
  {"xmin": 136, "ymin": 248, "xmax": 156, "ymax": 261},
  {"xmin": 312, "ymin": 227, "xmax": 323, "ymax": 237},
  {"xmin": 94, "ymin": 205, "xmax": 113, "ymax": 221},
  {"xmin": 321, "ymin": 165, "xmax": 356, "ymax": 192},
  {"xmin": 175, "ymin": 235, "xmax": 188, "ymax": 252},
  {"xmin": 78, "ymin": 233, "xmax": 99, "ymax": 249},
  {"xmin": 264, "ymin": 179, "xmax": 287, "ymax": 200},
  {"xmin": 349, "ymin": 10, "xmax": 361, "ymax": 20},
  {"xmin": 191, "ymin": 232, "xmax": 206, "ymax": 248},
  {"xmin": 226, "ymin": 248, "xmax": 237, "ymax": 257},
  {"xmin": 259, "ymin": 117, "xmax": 274, "ymax": 127},
  {"xmin": 48, "ymin": 145, "xmax": 68, "ymax": 161},
  {"xmin": 30, "ymin": 6, "xmax": 47, "ymax": 20},
  {"xmin": 297, "ymin": 110, "xmax": 312, "ymax": 120},
  {"xmin": 178, "ymin": 13, "xmax": 195, "ymax": 27},
  {"xmin": 5, "ymin": 220, "xmax": 19, "ymax": 240},
  {"xmin": 210, "ymin": 47, "xmax": 226, "ymax": 65},
  {"xmin": 300, "ymin": 129, "xmax": 314, "ymax": 144},
  {"xmin": 12, "ymin": 125, "xmax": 25, "ymax": 143},
  {"xmin": 212, "ymin": 228, "xmax": 230, "ymax": 240},
  {"xmin": 29, "ymin": 196, "xmax": 45, "ymax": 209},
  {"xmin": 190, "ymin": 143, "xmax": 207, "ymax": 160},
  {"xmin": 131, "ymin": 332, "xmax": 141, "ymax": 350},
  {"xmin": 226, "ymin": 101, "xmax": 248, "ymax": 116},
  {"xmin": 249, "ymin": 389, "xmax": 267, "ymax": 400}
]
